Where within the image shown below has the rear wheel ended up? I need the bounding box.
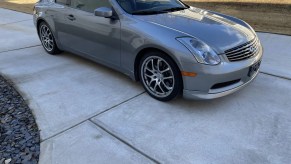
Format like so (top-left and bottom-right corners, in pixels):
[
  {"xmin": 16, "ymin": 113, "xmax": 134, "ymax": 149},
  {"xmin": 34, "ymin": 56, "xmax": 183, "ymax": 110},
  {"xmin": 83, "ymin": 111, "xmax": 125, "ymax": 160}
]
[
  {"xmin": 38, "ymin": 22, "xmax": 62, "ymax": 55},
  {"xmin": 139, "ymin": 51, "xmax": 182, "ymax": 101}
]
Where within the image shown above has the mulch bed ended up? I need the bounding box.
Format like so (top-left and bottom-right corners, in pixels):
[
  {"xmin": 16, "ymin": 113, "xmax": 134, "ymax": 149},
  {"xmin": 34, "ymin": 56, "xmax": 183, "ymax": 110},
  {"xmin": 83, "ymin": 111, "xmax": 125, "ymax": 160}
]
[{"xmin": 0, "ymin": 76, "xmax": 40, "ymax": 164}]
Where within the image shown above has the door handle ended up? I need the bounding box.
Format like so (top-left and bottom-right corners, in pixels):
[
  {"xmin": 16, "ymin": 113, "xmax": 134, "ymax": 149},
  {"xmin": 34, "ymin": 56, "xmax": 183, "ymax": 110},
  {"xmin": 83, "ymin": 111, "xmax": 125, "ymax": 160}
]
[{"xmin": 67, "ymin": 14, "xmax": 76, "ymax": 21}]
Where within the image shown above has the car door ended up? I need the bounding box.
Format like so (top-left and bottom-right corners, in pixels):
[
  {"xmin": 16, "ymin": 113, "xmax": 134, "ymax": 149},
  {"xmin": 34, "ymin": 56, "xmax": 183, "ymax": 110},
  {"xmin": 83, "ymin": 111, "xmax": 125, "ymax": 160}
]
[{"xmin": 59, "ymin": 0, "xmax": 121, "ymax": 67}]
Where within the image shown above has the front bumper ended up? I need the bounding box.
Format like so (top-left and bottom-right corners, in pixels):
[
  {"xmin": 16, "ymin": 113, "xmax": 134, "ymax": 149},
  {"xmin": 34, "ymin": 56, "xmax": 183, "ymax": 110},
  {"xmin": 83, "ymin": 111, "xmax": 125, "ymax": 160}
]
[
  {"xmin": 183, "ymin": 69, "xmax": 259, "ymax": 100},
  {"xmin": 181, "ymin": 46, "xmax": 263, "ymax": 100}
]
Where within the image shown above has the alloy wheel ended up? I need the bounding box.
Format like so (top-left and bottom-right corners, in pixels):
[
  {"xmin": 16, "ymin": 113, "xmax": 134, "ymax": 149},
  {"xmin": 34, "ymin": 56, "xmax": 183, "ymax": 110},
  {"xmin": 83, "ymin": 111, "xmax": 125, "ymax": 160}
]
[
  {"xmin": 40, "ymin": 24, "xmax": 54, "ymax": 52},
  {"xmin": 141, "ymin": 56, "xmax": 175, "ymax": 98}
]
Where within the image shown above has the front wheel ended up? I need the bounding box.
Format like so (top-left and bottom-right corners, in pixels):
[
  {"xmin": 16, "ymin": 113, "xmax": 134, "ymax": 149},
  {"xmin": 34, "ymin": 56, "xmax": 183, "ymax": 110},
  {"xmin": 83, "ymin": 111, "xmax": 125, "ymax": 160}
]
[{"xmin": 139, "ymin": 51, "xmax": 182, "ymax": 101}]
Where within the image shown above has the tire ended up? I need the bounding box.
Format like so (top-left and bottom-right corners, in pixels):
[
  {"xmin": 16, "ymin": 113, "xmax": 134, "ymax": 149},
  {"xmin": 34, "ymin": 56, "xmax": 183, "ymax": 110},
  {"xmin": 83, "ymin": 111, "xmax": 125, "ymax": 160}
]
[
  {"xmin": 38, "ymin": 21, "xmax": 62, "ymax": 55},
  {"xmin": 139, "ymin": 51, "xmax": 182, "ymax": 101}
]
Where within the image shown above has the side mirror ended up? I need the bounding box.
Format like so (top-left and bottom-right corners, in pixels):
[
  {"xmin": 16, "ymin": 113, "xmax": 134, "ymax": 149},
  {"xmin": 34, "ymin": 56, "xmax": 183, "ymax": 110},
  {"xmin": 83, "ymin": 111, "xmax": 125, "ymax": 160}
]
[{"xmin": 94, "ymin": 7, "xmax": 113, "ymax": 18}]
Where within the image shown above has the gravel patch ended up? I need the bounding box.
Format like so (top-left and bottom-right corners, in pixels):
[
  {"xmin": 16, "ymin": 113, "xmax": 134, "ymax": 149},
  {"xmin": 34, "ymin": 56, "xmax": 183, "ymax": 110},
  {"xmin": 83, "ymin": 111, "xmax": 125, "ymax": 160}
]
[{"xmin": 0, "ymin": 75, "xmax": 40, "ymax": 164}]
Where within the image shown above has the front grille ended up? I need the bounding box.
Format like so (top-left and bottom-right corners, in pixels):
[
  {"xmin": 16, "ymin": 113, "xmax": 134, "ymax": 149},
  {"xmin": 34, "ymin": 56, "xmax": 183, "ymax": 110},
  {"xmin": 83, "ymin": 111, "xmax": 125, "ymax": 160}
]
[
  {"xmin": 211, "ymin": 79, "xmax": 241, "ymax": 90},
  {"xmin": 224, "ymin": 38, "xmax": 260, "ymax": 62}
]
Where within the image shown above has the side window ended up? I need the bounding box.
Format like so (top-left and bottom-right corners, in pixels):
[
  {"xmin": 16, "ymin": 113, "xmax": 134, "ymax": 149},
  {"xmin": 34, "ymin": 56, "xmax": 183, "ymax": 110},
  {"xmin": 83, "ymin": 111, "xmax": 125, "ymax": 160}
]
[
  {"xmin": 55, "ymin": 0, "xmax": 70, "ymax": 5},
  {"xmin": 70, "ymin": 0, "xmax": 111, "ymax": 13}
]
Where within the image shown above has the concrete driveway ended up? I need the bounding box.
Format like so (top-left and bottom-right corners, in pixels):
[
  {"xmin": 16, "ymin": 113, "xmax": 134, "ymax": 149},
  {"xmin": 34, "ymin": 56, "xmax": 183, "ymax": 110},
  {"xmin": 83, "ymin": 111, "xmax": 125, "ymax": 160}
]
[{"xmin": 0, "ymin": 8, "xmax": 291, "ymax": 164}]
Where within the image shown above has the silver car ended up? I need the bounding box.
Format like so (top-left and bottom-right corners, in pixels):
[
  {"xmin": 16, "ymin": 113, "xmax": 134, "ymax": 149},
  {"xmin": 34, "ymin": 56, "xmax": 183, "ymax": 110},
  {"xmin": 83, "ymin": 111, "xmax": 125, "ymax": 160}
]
[{"xmin": 33, "ymin": 0, "xmax": 263, "ymax": 101}]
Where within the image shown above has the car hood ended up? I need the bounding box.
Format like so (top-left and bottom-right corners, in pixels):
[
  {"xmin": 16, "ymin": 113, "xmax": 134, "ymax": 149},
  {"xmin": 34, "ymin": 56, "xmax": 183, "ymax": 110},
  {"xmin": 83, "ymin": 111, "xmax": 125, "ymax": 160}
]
[{"xmin": 133, "ymin": 7, "xmax": 255, "ymax": 54}]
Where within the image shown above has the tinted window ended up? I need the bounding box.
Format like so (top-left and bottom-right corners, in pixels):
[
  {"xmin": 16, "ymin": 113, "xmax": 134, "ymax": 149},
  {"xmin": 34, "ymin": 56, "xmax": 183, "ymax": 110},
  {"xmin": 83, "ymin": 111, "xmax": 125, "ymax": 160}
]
[
  {"xmin": 56, "ymin": 0, "xmax": 69, "ymax": 5},
  {"xmin": 70, "ymin": 0, "xmax": 111, "ymax": 13}
]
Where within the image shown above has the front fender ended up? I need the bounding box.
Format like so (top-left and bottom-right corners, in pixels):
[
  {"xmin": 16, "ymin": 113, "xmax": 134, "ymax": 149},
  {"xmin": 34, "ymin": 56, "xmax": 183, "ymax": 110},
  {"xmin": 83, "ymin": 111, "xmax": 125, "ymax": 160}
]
[{"xmin": 120, "ymin": 15, "xmax": 197, "ymax": 80}]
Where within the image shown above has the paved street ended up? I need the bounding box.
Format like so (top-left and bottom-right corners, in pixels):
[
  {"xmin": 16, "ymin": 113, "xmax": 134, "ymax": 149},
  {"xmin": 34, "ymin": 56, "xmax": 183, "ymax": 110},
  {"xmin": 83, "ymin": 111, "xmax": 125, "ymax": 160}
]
[{"xmin": 0, "ymin": 8, "xmax": 290, "ymax": 164}]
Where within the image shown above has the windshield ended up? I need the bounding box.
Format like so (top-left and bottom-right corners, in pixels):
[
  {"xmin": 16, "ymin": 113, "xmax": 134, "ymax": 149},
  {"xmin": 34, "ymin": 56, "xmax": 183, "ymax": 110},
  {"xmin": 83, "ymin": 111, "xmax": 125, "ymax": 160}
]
[{"xmin": 116, "ymin": 0, "xmax": 189, "ymax": 15}]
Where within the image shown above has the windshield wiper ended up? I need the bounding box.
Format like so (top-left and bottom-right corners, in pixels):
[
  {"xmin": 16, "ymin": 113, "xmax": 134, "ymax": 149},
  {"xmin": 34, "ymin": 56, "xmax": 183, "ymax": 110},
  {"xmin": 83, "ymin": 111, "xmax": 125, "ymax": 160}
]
[
  {"xmin": 132, "ymin": 10, "xmax": 169, "ymax": 15},
  {"xmin": 162, "ymin": 7, "xmax": 188, "ymax": 12}
]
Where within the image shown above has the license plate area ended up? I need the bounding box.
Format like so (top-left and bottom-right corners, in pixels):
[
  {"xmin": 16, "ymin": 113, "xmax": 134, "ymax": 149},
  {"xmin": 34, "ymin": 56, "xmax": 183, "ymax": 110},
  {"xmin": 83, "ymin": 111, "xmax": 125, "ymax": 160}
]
[{"xmin": 248, "ymin": 60, "xmax": 261, "ymax": 77}]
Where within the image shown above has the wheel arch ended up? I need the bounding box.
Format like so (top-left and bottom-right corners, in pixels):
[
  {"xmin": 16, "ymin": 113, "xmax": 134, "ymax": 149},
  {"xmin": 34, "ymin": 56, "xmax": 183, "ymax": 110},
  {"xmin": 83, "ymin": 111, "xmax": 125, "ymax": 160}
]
[
  {"xmin": 36, "ymin": 18, "xmax": 47, "ymax": 36},
  {"xmin": 36, "ymin": 18, "xmax": 58, "ymax": 39},
  {"xmin": 36, "ymin": 18, "xmax": 63, "ymax": 51},
  {"xmin": 36, "ymin": 17, "xmax": 63, "ymax": 54},
  {"xmin": 134, "ymin": 47, "xmax": 183, "ymax": 84}
]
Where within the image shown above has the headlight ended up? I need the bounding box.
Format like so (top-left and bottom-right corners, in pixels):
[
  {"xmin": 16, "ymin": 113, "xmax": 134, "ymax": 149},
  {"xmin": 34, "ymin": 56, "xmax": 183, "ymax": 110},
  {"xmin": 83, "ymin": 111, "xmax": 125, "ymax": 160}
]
[{"xmin": 177, "ymin": 37, "xmax": 221, "ymax": 65}]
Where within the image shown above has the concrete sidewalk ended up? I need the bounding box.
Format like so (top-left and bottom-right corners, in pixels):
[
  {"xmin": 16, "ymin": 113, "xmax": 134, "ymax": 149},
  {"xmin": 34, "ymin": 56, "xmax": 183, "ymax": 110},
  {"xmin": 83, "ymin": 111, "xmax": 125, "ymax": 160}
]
[{"xmin": 0, "ymin": 8, "xmax": 291, "ymax": 164}]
